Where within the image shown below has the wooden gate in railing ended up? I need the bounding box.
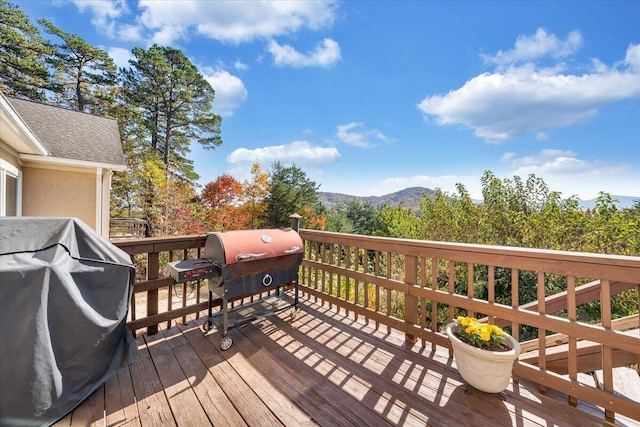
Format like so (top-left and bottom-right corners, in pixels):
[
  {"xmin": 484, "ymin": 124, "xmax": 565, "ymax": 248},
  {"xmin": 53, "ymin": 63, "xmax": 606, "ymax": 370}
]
[{"xmin": 297, "ymin": 229, "xmax": 640, "ymax": 423}]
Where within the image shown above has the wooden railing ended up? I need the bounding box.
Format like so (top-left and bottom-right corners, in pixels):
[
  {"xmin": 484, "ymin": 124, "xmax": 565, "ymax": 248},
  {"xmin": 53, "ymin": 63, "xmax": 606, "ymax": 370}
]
[
  {"xmin": 113, "ymin": 230, "xmax": 640, "ymax": 423},
  {"xmin": 114, "ymin": 235, "xmax": 209, "ymax": 335},
  {"xmin": 109, "ymin": 218, "xmax": 150, "ymax": 239},
  {"xmin": 298, "ymin": 230, "xmax": 640, "ymax": 423}
]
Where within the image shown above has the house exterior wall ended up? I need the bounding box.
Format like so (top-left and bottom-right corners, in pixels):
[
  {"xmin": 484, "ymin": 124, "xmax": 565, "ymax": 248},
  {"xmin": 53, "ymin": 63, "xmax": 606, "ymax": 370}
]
[{"xmin": 21, "ymin": 166, "xmax": 96, "ymax": 229}]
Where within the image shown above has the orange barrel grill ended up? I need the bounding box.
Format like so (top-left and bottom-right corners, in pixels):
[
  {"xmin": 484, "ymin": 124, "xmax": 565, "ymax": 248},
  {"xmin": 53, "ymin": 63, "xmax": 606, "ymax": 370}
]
[{"xmin": 167, "ymin": 216, "xmax": 303, "ymax": 350}]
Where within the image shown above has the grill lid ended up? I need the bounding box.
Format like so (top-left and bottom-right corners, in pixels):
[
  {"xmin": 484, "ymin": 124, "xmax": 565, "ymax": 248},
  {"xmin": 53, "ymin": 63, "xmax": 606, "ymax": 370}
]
[{"xmin": 204, "ymin": 228, "xmax": 303, "ymax": 266}]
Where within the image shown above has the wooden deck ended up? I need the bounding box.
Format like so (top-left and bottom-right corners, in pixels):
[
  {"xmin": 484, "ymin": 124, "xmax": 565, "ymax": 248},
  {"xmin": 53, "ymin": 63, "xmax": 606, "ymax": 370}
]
[{"xmin": 55, "ymin": 295, "xmax": 632, "ymax": 427}]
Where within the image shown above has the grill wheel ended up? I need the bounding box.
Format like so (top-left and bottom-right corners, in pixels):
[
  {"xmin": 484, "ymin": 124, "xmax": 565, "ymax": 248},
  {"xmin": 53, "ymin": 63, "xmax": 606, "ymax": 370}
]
[{"xmin": 220, "ymin": 336, "xmax": 233, "ymax": 351}]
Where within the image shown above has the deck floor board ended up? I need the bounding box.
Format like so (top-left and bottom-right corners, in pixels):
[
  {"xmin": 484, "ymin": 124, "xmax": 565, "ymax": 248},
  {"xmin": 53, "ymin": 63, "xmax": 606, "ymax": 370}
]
[{"xmin": 54, "ymin": 296, "xmax": 628, "ymax": 427}]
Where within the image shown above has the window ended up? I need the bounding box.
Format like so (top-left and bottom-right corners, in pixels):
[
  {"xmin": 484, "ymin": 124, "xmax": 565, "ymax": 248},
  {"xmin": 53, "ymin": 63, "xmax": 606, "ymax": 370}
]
[{"xmin": 0, "ymin": 168, "xmax": 20, "ymax": 216}]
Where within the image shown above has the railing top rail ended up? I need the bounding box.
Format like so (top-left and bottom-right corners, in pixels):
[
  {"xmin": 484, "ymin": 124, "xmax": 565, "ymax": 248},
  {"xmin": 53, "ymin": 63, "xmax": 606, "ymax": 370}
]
[
  {"xmin": 110, "ymin": 218, "xmax": 149, "ymax": 223},
  {"xmin": 299, "ymin": 229, "xmax": 640, "ymax": 262},
  {"xmin": 299, "ymin": 229, "xmax": 640, "ymax": 282},
  {"xmin": 112, "ymin": 234, "xmax": 208, "ymax": 254}
]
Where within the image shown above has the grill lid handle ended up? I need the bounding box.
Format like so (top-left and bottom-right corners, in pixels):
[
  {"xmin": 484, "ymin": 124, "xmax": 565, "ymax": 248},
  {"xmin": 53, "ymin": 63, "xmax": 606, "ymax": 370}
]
[
  {"xmin": 284, "ymin": 246, "xmax": 300, "ymax": 254},
  {"xmin": 235, "ymin": 252, "xmax": 268, "ymax": 261}
]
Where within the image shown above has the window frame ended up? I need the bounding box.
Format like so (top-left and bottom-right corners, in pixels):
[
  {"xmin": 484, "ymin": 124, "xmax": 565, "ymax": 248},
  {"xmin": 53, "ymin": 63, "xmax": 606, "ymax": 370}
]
[{"xmin": 0, "ymin": 166, "xmax": 21, "ymax": 217}]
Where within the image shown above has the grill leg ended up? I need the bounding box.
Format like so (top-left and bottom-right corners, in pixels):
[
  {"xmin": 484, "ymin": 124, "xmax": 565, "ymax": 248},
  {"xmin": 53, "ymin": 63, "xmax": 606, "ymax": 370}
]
[
  {"xmin": 202, "ymin": 290, "xmax": 214, "ymax": 332},
  {"xmin": 222, "ymin": 298, "xmax": 228, "ymax": 336}
]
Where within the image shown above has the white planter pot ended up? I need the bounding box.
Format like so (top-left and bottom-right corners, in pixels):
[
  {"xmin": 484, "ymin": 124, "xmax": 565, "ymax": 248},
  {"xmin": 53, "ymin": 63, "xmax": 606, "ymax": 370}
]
[{"xmin": 446, "ymin": 322, "xmax": 521, "ymax": 393}]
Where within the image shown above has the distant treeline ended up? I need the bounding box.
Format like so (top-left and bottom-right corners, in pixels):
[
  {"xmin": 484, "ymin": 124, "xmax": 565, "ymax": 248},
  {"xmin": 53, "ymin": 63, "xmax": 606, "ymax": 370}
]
[{"xmin": 325, "ymin": 171, "xmax": 639, "ymax": 257}]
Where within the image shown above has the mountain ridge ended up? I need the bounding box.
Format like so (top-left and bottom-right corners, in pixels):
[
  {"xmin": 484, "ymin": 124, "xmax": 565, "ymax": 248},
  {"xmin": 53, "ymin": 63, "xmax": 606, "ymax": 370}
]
[{"xmin": 318, "ymin": 187, "xmax": 638, "ymax": 211}]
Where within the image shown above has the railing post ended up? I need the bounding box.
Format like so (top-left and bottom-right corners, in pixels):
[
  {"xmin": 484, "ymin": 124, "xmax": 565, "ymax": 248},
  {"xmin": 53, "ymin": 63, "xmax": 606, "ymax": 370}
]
[
  {"xmin": 147, "ymin": 251, "xmax": 159, "ymax": 335},
  {"xmin": 405, "ymin": 254, "xmax": 418, "ymax": 345}
]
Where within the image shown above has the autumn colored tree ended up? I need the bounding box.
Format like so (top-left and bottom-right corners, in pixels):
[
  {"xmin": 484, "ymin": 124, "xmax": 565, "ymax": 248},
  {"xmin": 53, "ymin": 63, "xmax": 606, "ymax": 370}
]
[
  {"xmin": 202, "ymin": 174, "xmax": 247, "ymax": 231},
  {"xmin": 167, "ymin": 180, "xmax": 206, "ymax": 235},
  {"xmin": 302, "ymin": 205, "xmax": 327, "ymax": 230},
  {"xmin": 240, "ymin": 162, "xmax": 270, "ymax": 229}
]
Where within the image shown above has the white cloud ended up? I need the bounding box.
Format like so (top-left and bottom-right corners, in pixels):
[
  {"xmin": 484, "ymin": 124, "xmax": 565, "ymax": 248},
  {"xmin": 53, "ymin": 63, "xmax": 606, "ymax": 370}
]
[
  {"xmin": 108, "ymin": 47, "xmax": 133, "ymax": 69},
  {"xmin": 137, "ymin": 0, "xmax": 337, "ymax": 44},
  {"xmin": 148, "ymin": 25, "xmax": 188, "ymax": 46},
  {"xmin": 481, "ymin": 28, "xmax": 583, "ymax": 66},
  {"xmin": 418, "ymin": 40, "xmax": 640, "ymax": 143},
  {"xmin": 68, "ymin": 0, "xmax": 127, "ymax": 19},
  {"xmin": 116, "ymin": 24, "xmax": 143, "ymax": 42},
  {"xmin": 500, "ymin": 152, "xmax": 516, "ymax": 163},
  {"xmin": 234, "ymin": 60, "xmax": 248, "ymax": 71},
  {"xmin": 202, "ymin": 69, "xmax": 248, "ymax": 117},
  {"xmin": 227, "ymin": 141, "xmax": 341, "ymax": 167},
  {"xmin": 504, "ymin": 149, "xmax": 587, "ymax": 173},
  {"xmin": 268, "ymin": 38, "xmax": 341, "ymax": 68},
  {"xmin": 67, "ymin": 0, "xmax": 128, "ymax": 38},
  {"xmin": 499, "ymin": 148, "xmax": 637, "ymax": 199},
  {"xmin": 335, "ymin": 122, "xmax": 390, "ymax": 148},
  {"xmin": 535, "ymin": 131, "xmax": 549, "ymax": 141},
  {"xmin": 626, "ymin": 44, "xmax": 640, "ymax": 72}
]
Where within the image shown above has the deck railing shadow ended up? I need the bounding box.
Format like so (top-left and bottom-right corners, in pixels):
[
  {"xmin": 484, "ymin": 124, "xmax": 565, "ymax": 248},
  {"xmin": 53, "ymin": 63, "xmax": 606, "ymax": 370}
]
[{"xmin": 112, "ymin": 229, "xmax": 640, "ymax": 424}]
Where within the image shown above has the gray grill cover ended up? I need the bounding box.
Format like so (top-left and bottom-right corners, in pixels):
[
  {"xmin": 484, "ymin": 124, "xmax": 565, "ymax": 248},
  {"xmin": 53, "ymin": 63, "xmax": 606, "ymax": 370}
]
[{"xmin": 0, "ymin": 217, "xmax": 138, "ymax": 426}]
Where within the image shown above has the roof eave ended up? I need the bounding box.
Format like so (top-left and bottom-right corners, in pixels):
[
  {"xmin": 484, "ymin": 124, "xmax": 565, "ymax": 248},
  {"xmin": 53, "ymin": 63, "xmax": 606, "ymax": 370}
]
[
  {"xmin": 0, "ymin": 93, "xmax": 50, "ymax": 156},
  {"xmin": 20, "ymin": 153, "xmax": 127, "ymax": 171}
]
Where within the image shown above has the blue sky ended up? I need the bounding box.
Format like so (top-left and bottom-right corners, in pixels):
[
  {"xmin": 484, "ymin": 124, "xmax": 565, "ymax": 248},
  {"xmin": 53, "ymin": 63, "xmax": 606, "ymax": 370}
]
[{"xmin": 21, "ymin": 0, "xmax": 640, "ymax": 200}]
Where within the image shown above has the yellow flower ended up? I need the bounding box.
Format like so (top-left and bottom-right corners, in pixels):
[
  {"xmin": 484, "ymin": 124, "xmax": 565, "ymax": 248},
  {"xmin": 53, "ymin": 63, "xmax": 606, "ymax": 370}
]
[
  {"xmin": 480, "ymin": 325, "xmax": 491, "ymax": 341},
  {"xmin": 454, "ymin": 315, "xmax": 508, "ymax": 350},
  {"xmin": 465, "ymin": 324, "xmax": 479, "ymax": 335}
]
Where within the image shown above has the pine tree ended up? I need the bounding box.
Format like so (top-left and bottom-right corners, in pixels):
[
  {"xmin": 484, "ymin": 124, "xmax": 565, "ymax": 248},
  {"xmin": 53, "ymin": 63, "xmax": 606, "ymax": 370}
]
[
  {"xmin": 39, "ymin": 19, "xmax": 117, "ymax": 114},
  {"xmin": 0, "ymin": 0, "xmax": 53, "ymax": 100},
  {"xmin": 264, "ymin": 162, "xmax": 322, "ymax": 228},
  {"xmin": 120, "ymin": 45, "xmax": 222, "ymax": 182}
]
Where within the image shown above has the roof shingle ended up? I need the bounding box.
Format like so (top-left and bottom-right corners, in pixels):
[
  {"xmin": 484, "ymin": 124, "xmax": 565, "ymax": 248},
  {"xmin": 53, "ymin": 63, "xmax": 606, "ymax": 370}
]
[{"xmin": 7, "ymin": 97, "xmax": 126, "ymax": 167}]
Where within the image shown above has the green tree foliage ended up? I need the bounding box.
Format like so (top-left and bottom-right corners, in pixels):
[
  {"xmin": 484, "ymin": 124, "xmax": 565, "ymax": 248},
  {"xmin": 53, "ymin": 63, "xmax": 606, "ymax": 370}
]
[
  {"xmin": 585, "ymin": 192, "xmax": 639, "ymax": 255},
  {"xmin": 120, "ymin": 45, "xmax": 222, "ymax": 182},
  {"xmin": 0, "ymin": 0, "xmax": 53, "ymax": 100},
  {"xmin": 39, "ymin": 19, "xmax": 117, "ymax": 114},
  {"xmin": 264, "ymin": 162, "xmax": 323, "ymax": 228},
  {"xmin": 378, "ymin": 204, "xmax": 421, "ymax": 239},
  {"xmin": 376, "ymin": 170, "xmax": 639, "ymax": 338},
  {"xmin": 326, "ymin": 199, "xmax": 381, "ymax": 235},
  {"xmin": 109, "ymin": 103, "xmax": 147, "ymax": 218},
  {"xmin": 418, "ymin": 185, "xmax": 480, "ymax": 243}
]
